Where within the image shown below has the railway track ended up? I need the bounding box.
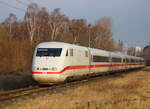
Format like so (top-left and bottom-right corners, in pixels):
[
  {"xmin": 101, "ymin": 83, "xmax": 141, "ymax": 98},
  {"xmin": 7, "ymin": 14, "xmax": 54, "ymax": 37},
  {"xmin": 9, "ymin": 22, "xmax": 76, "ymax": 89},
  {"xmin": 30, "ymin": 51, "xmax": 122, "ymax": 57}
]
[
  {"xmin": 0, "ymin": 67, "xmax": 146, "ymax": 102},
  {"xmin": 0, "ymin": 86, "xmax": 42, "ymax": 101},
  {"xmin": 0, "ymin": 75, "xmax": 105, "ymax": 102}
]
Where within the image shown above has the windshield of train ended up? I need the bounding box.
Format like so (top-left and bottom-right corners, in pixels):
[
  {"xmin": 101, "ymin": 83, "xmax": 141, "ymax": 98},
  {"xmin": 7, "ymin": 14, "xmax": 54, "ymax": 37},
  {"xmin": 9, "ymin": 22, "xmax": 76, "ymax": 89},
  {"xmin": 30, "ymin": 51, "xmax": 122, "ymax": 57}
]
[{"xmin": 36, "ymin": 48, "xmax": 62, "ymax": 57}]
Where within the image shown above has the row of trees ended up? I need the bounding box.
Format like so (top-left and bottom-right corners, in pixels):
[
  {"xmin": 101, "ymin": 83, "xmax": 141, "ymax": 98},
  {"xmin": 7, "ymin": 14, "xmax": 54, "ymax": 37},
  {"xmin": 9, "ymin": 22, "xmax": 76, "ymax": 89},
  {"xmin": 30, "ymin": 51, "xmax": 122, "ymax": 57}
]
[
  {"xmin": 0, "ymin": 3, "xmax": 125, "ymax": 74},
  {"xmin": 0, "ymin": 3, "xmax": 124, "ymax": 51}
]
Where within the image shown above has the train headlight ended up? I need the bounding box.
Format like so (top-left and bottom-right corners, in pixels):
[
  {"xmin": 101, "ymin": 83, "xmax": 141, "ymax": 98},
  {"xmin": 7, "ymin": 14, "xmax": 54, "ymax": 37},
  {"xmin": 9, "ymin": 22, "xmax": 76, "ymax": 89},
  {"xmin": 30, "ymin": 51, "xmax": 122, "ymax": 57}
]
[
  {"xmin": 37, "ymin": 68, "xmax": 39, "ymax": 70},
  {"xmin": 51, "ymin": 67, "xmax": 57, "ymax": 71}
]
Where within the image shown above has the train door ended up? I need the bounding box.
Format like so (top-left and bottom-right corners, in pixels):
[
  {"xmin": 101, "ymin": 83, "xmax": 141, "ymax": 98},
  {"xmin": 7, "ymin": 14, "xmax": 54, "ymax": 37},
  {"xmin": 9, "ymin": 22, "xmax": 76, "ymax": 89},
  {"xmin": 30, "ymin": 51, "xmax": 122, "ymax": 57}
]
[
  {"xmin": 121, "ymin": 57, "xmax": 124, "ymax": 70},
  {"xmin": 69, "ymin": 48, "xmax": 74, "ymax": 64},
  {"xmin": 124, "ymin": 57, "xmax": 127, "ymax": 71},
  {"xmin": 110, "ymin": 53, "xmax": 116, "ymax": 72},
  {"xmin": 87, "ymin": 48, "xmax": 91, "ymax": 74},
  {"xmin": 109, "ymin": 52, "xmax": 113, "ymax": 72},
  {"xmin": 72, "ymin": 48, "xmax": 80, "ymax": 76},
  {"xmin": 65, "ymin": 48, "xmax": 75, "ymax": 77}
]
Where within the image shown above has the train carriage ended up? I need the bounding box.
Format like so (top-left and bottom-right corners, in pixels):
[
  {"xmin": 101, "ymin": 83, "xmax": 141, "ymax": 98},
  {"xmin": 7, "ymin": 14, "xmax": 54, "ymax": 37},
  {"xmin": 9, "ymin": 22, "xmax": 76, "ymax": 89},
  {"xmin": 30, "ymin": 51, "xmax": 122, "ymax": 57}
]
[
  {"xmin": 89, "ymin": 48, "xmax": 110, "ymax": 74},
  {"xmin": 32, "ymin": 42, "xmax": 91, "ymax": 83}
]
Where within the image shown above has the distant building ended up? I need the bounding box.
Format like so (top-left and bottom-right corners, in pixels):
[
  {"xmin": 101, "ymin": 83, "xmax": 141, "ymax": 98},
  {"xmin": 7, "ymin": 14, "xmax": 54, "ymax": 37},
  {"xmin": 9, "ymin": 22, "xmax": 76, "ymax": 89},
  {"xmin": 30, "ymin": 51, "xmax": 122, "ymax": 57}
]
[
  {"xmin": 143, "ymin": 45, "xmax": 150, "ymax": 65},
  {"xmin": 127, "ymin": 46, "xmax": 142, "ymax": 57}
]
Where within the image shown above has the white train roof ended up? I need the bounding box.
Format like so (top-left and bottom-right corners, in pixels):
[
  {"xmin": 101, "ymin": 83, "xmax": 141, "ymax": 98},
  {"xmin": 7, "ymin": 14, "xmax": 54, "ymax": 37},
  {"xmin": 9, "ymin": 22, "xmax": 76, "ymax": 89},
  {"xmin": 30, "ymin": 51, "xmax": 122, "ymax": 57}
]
[
  {"xmin": 37, "ymin": 42, "xmax": 71, "ymax": 47},
  {"xmin": 89, "ymin": 48, "xmax": 110, "ymax": 56},
  {"xmin": 36, "ymin": 42, "xmax": 143, "ymax": 59},
  {"xmin": 36, "ymin": 41, "xmax": 88, "ymax": 51}
]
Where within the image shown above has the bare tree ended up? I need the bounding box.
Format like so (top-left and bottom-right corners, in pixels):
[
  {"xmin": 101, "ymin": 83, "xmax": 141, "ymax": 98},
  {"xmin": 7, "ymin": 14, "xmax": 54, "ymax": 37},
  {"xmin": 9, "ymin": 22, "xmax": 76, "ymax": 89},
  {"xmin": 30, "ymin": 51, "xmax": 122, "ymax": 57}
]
[
  {"xmin": 24, "ymin": 3, "xmax": 39, "ymax": 44},
  {"xmin": 69, "ymin": 19, "xmax": 87, "ymax": 44},
  {"xmin": 4, "ymin": 13, "xmax": 17, "ymax": 40},
  {"xmin": 48, "ymin": 8, "xmax": 69, "ymax": 41},
  {"xmin": 90, "ymin": 17, "xmax": 116, "ymax": 51},
  {"xmin": 35, "ymin": 8, "xmax": 49, "ymax": 41},
  {"xmin": 0, "ymin": 26, "xmax": 9, "ymax": 40},
  {"xmin": 69, "ymin": 19, "xmax": 78, "ymax": 44}
]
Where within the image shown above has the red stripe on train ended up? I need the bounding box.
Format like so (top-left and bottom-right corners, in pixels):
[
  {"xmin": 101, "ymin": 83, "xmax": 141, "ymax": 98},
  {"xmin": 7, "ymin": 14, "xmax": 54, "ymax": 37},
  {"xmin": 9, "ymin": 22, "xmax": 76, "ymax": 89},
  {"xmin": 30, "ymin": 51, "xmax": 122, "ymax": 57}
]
[{"xmin": 33, "ymin": 63, "xmax": 143, "ymax": 74}]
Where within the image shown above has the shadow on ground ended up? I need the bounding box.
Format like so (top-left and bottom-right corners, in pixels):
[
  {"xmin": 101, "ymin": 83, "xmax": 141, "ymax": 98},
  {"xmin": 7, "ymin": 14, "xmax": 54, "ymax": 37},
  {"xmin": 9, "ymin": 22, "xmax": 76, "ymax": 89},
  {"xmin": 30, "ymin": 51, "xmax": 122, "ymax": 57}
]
[{"xmin": 0, "ymin": 74, "xmax": 38, "ymax": 90}]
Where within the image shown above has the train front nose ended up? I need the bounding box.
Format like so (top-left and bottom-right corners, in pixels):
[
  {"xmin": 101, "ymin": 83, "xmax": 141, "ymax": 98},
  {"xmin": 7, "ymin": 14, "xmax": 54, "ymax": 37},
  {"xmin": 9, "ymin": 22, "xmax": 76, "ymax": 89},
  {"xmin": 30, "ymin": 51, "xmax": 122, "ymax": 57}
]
[
  {"xmin": 32, "ymin": 66, "xmax": 66, "ymax": 83},
  {"xmin": 32, "ymin": 47, "xmax": 65, "ymax": 83},
  {"xmin": 32, "ymin": 60, "xmax": 65, "ymax": 83},
  {"xmin": 32, "ymin": 73, "xmax": 64, "ymax": 83}
]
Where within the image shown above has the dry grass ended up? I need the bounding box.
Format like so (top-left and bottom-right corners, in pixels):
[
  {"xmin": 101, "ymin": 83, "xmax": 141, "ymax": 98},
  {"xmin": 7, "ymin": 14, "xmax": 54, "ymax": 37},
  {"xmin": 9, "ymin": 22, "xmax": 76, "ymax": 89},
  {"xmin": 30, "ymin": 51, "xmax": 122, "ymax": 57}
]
[{"xmin": 1, "ymin": 67, "xmax": 150, "ymax": 109}]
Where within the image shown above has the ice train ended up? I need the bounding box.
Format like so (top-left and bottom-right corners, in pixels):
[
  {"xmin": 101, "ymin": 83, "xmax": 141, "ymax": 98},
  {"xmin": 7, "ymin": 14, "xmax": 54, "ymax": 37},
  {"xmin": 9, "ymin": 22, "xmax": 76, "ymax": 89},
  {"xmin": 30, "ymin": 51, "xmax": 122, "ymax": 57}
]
[{"xmin": 32, "ymin": 42, "xmax": 145, "ymax": 84}]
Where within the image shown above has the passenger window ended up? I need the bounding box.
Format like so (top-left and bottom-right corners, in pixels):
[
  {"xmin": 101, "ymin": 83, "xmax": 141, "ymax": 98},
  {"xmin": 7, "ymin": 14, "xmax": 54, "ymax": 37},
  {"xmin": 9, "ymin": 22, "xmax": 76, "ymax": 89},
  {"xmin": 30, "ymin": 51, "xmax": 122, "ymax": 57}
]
[
  {"xmin": 70, "ymin": 48, "xmax": 73, "ymax": 56},
  {"xmin": 93, "ymin": 55, "xmax": 109, "ymax": 62},
  {"xmin": 123, "ymin": 58, "xmax": 126, "ymax": 63},
  {"xmin": 126, "ymin": 58, "xmax": 130, "ymax": 63},
  {"xmin": 112, "ymin": 57, "xmax": 121, "ymax": 62}
]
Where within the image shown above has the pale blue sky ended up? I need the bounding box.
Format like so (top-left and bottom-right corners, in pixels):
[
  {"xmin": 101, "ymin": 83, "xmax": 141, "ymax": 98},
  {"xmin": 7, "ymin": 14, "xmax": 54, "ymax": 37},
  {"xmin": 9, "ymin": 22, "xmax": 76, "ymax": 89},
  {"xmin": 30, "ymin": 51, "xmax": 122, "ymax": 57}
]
[{"xmin": 0, "ymin": 0, "xmax": 150, "ymax": 48}]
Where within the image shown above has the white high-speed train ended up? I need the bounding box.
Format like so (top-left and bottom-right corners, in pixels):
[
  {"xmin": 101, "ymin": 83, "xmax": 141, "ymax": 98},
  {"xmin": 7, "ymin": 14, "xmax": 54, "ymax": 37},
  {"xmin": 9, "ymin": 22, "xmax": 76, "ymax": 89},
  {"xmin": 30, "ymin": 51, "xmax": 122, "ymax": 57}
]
[{"xmin": 32, "ymin": 42, "xmax": 145, "ymax": 84}]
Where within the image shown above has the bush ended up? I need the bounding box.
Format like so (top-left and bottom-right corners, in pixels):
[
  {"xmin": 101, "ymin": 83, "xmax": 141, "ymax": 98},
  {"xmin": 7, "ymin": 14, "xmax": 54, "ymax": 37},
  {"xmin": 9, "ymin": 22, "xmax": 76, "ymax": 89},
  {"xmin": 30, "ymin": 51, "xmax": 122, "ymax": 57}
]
[{"xmin": 0, "ymin": 40, "xmax": 37, "ymax": 74}]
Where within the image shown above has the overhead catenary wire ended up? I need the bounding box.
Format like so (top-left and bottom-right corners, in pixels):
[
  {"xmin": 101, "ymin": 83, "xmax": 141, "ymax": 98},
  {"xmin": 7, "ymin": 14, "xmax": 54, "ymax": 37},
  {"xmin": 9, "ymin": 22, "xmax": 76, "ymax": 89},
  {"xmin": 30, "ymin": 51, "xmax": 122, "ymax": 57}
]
[{"xmin": 0, "ymin": 0, "xmax": 25, "ymax": 11}]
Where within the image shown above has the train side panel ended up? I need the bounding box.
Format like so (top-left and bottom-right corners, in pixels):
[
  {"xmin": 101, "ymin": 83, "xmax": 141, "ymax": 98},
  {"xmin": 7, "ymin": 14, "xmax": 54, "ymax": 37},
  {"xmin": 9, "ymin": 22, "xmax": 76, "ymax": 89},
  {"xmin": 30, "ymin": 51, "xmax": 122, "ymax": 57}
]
[
  {"xmin": 90, "ymin": 49, "xmax": 110, "ymax": 74},
  {"xmin": 62, "ymin": 46, "xmax": 90, "ymax": 79}
]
